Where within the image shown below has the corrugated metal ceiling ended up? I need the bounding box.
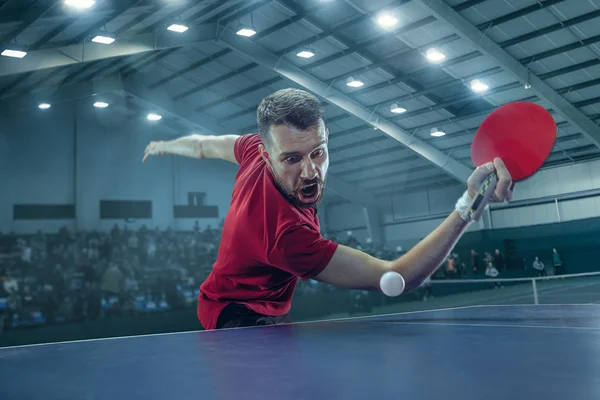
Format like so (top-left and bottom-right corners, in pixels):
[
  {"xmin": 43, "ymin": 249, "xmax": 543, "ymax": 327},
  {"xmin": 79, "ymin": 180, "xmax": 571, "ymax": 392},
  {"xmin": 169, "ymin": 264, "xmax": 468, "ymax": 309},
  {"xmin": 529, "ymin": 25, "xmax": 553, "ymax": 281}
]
[{"xmin": 1, "ymin": 0, "xmax": 600, "ymax": 202}]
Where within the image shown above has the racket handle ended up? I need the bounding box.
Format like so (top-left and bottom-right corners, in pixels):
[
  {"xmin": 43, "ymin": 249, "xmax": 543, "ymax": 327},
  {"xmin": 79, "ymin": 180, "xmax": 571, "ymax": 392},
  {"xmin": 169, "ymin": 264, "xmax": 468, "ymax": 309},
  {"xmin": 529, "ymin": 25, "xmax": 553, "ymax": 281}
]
[{"xmin": 468, "ymin": 172, "xmax": 497, "ymax": 222}]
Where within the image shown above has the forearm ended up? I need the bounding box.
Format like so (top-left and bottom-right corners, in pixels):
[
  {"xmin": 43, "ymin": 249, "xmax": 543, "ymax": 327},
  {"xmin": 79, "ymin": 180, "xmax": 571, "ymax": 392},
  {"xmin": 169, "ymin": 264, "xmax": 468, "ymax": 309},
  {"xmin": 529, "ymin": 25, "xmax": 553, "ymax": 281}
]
[
  {"xmin": 150, "ymin": 134, "xmax": 239, "ymax": 164},
  {"xmin": 317, "ymin": 161, "xmax": 513, "ymax": 296},
  {"xmin": 388, "ymin": 211, "xmax": 470, "ymax": 291},
  {"xmin": 159, "ymin": 134, "xmax": 205, "ymax": 159},
  {"xmin": 316, "ymin": 210, "xmax": 471, "ymax": 293}
]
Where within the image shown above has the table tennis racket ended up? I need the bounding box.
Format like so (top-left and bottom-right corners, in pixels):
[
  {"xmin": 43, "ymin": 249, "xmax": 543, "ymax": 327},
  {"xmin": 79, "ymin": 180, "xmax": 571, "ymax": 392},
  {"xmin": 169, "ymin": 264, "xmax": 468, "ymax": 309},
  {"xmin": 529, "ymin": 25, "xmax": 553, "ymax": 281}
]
[{"xmin": 468, "ymin": 101, "xmax": 557, "ymax": 221}]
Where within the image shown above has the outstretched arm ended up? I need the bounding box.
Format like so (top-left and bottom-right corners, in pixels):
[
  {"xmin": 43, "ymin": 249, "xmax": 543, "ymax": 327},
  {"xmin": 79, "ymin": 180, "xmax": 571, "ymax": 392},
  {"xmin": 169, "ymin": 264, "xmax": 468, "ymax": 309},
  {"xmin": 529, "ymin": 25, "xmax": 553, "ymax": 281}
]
[
  {"xmin": 315, "ymin": 211, "xmax": 469, "ymax": 293},
  {"xmin": 142, "ymin": 134, "xmax": 240, "ymax": 164},
  {"xmin": 315, "ymin": 158, "xmax": 514, "ymax": 294}
]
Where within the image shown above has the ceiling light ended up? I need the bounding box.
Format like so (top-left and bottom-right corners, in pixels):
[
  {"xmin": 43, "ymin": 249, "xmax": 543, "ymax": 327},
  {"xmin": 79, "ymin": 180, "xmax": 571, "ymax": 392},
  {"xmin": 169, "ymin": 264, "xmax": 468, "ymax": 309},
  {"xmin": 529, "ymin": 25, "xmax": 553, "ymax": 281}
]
[
  {"xmin": 524, "ymin": 83, "xmax": 531, "ymax": 89},
  {"xmin": 346, "ymin": 76, "xmax": 364, "ymax": 88},
  {"xmin": 1, "ymin": 49, "xmax": 27, "ymax": 58},
  {"xmin": 296, "ymin": 47, "xmax": 315, "ymax": 58},
  {"xmin": 167, "ymin": 24, "xmax": 188, "ymax": 33},
  {"xmin": 425, "ymin": 48, "xmax": 445, "ymax": 62},
  {"xmin": 64, "ymin": 0, "xmax": 95, "ymax": 9},
  {"xmin": 94, "ymin": 101, "xmax": 109, "ymax": 108},
  {"xmin": 147, "ymin": 113, "xmax": 162, "ymax": 121},
  {"xmin": 92, "ymin": 35, "xmax": 115, "ymax": 44},
  {"xmin": 236, "ymin": 26, "xmax": 257, "ymax": 37},
  {"xmin": 390, "ymin": 103, "xmax": 406, "ymax": 114},
  {"xmin": 38, "ymin": 103, "xmax": 51, "ymax": 110},
  {"xmin": 430, "ymin": 128, "xmax": 445, "ymax": 137},
  {"xmin": 470, "ymin": 79, "xmax": 489, "ymax": 93},
  {"xmin": 377, "ymin": 14, "xmax": 398, "ymax": 29}
]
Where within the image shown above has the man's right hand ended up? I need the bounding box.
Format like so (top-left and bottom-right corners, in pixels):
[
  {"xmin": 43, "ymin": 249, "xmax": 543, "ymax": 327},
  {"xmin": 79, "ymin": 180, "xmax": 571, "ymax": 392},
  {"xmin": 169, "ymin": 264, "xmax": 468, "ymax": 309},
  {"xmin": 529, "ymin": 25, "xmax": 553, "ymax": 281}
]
[
  {"xmin": 467, "ymin": 158, "xmax": 514, "ymax": 203},
  {"xmin": 142, "ymin": 141, "xmax": 164, "ymax": 163}
]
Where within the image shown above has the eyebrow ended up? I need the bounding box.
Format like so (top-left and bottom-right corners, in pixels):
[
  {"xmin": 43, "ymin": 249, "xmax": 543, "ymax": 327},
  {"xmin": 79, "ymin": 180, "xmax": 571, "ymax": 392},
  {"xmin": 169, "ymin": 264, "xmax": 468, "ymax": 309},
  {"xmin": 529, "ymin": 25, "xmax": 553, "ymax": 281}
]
[{"xmin": 280, "ymin": 139, "xmax": 327, "ymax": 159}]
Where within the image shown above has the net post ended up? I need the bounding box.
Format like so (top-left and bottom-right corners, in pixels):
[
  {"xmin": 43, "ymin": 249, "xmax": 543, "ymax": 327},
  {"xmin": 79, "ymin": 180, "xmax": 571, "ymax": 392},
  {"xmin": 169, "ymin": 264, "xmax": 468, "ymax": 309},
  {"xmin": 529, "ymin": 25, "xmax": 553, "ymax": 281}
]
[{"xmin": 532, "ymin": 278, "xmax": 539, "ymax": 305}]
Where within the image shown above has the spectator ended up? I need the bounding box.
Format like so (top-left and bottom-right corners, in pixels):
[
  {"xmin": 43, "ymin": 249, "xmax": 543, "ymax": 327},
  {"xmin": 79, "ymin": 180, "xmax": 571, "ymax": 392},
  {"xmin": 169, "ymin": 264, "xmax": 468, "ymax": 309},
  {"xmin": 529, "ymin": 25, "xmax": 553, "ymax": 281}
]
[
  {"xmin": 552, "ymin": 248, "xmax": 564, "ymax": 275},
  {"xmin": 452, "ymin": 252, "xmax": 466, "ymax": 277},
  {"xmin": 163, "ymin": 271, "xmax": 185, "ymax": 311},
  {"xmin": 532, "ymin": 257, "xmax": 546, "ymax": 276},
  {"xmin": 3, "ymin": 273, "xmax": 18, "ymax": 294},
  {"xmin": 483, "ymin": 252, "xmax": 493, "ymax": 266},
  {"xmin": 364, "ymin": 237, "xmax": 374, "ymax": 253},
  {"xmin": 84, "ymin": 281, "xmax": 102, "ymax": 320},
  {"xmin": 345, "ymin": 231, "xmax": 360, "ymax": 248},
  {"xmin": 494, "ymin": 249, "xmax": 505, "ymax": 271},
  {"xmin": 419, "ymin": 275, "xmax": 433, "ymax": 301},
  {"xmin": 19, "ymin": 239, "xmax": 32, "ymax": 264},
  {"xmin": 444, "ymin": 255, "xmax": 458, "ymax": 279},
  {"xmin": 52, "ymin": 264, "xmax": 66, "ymax": 300},
  {"xmin": 41, "ymin": 284, "xmax": 59, "ymax": 324},
  {"xmin": 57, "ymin": 296, "xmax": 74, "ymax": 321},
  {"xmin": 486, "ymin": 262, "xmax": 502, "ymax": 289},
  {"xmin": 128, "ymin": 233, "xmax": 139, "ymax": 250},
  {"xmin": 470, "ymin": 249, "xmax": 480, "ymax": 275},
  {"xmin": 101, "ymin": 262, "xmax": 124, "ymax": 299}
]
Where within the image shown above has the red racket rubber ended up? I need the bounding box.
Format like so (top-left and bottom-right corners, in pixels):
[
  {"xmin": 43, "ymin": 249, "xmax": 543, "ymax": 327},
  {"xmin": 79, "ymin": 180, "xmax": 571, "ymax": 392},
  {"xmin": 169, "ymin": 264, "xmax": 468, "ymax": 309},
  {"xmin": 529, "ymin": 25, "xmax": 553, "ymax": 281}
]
[{"xmin": 468, "ymin": 102, "xmax": 557, "ymax": 221}]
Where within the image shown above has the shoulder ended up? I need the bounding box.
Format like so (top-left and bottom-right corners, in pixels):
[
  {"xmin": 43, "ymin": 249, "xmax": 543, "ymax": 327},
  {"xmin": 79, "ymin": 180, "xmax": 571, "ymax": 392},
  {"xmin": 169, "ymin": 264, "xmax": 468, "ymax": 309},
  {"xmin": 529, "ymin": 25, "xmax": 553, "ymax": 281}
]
[
  {"xmin": 234, "ymin": 134, "xmax": 262, "ymax": 165},
  {"xmin": 267, "ymin": 218, "xmax": 338, "ymax": 280}
]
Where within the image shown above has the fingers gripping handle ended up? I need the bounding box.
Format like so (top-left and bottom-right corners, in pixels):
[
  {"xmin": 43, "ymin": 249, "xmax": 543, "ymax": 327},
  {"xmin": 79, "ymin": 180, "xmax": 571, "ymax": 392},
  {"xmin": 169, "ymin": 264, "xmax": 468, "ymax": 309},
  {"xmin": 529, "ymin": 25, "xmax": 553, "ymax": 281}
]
[
  {"xmin": 468, "ymin": 173, "xmax": 497, "ymax": 222},
  {"xmin": 455, "ymin": 172, "xmax": 497, "ymax": 223}
]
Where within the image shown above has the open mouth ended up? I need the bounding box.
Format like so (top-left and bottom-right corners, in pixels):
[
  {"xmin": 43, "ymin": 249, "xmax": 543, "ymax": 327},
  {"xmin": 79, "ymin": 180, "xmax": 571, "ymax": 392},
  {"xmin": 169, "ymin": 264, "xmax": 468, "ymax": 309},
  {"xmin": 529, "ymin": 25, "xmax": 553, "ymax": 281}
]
[{"xmin": 299, "ymin": 183, "xmax": 319, "ymax": 203}]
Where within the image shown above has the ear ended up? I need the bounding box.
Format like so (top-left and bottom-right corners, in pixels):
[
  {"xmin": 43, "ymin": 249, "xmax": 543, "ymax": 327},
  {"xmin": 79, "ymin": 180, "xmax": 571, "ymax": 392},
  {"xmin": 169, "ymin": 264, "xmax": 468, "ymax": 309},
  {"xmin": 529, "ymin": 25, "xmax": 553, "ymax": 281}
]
[{"xmin": 258, "ymin": 144, "xmax": 271, "ymax": 166}]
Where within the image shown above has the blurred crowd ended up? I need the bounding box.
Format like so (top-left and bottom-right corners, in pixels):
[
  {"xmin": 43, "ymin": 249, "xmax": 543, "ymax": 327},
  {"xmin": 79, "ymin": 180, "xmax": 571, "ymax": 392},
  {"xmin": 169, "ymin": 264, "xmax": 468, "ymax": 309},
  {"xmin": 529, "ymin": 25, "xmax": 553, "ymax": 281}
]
[
  {"xmin": 317, "ymin": 231, "xmax": 565, "ymax": 303},
  {"xmin": 0, "ymin": 225, "xmax": 566, "ymax": 331},
  {"xmin": 441, "ymin": 247, "xmax": 564, "ymax": 280},
  {"xmin": 0, "ymin": 222, "xmax": 219, "ymax": 331}
]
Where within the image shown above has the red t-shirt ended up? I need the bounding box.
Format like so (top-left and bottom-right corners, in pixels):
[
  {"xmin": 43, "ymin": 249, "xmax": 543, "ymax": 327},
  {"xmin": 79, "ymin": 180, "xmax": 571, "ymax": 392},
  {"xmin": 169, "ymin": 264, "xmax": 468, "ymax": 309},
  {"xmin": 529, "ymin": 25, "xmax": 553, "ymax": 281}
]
[{"xmin": 196, "ymin": 134, "xmax": 339, "ymax": 330}]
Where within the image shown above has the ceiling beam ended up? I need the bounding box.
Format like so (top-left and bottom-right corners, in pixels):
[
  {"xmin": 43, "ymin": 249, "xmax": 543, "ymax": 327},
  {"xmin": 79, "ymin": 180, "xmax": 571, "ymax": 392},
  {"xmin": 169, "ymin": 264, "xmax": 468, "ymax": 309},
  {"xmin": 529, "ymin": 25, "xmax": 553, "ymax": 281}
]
[
  {"xmin": 0, "ymin": 22, "xmax": 218, "ymax": 78},
  {"xmin": 121, "ymin": 75, "xmax": 379, "ymax": 207},
  {"xmin": 121, "ymin": 74, "xmax": 223, "ymax": 135},
  {"xmin": 414, "ymin": 0, "xmax": 600, "ymax": 149},
  {"xmin": 216, "ymin": 28, "xmax": 473, "ymax": 184},
  {"xmin": 0, "ymin": 2, "xmax": 56, "ymax": 46},
  {"xmin": 0, "ymin": 74, "xmax": 123, "ymax": 116}
]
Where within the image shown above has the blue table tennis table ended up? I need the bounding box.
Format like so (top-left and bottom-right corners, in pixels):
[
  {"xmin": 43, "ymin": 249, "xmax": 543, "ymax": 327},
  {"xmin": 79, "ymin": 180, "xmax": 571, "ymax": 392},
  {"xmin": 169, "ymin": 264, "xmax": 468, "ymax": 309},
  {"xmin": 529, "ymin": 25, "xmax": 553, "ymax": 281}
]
[{"xmin": 1, "ymin": 304, "xmax": 599, "ymax": 399}]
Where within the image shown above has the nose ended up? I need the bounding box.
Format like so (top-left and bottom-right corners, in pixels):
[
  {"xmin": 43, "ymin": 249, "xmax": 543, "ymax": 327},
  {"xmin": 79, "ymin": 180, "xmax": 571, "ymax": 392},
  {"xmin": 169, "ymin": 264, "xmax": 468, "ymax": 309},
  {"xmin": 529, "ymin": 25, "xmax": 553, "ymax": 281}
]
[{"xmin": 300, "ymin": 158, "xmax": 318, "ymax": 180}]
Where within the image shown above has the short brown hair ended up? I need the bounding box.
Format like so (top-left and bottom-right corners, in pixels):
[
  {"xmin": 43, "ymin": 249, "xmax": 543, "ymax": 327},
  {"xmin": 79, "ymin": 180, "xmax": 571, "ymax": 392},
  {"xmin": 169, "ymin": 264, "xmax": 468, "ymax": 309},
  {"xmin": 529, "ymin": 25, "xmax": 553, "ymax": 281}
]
[{"xmin": 256, "ymin": 88, "xmax": 324, "ymax": 148}]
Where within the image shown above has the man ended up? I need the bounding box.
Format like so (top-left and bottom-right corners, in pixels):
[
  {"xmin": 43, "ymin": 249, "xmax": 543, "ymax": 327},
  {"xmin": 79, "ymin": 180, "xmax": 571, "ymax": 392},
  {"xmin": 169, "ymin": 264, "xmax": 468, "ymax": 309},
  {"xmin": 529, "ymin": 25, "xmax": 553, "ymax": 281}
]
[
  {"xmin": 552, "ymin": 248, "xmax": 563, "ymax": 275},
  {"xmin": 143, "ymin": 88, "xmax": 514, "ymax": 330},
  {"xmin": 532, "ymin": 256, "xmax": 546, "ymax": 277},
  {"xmin": 494, "ymin": 248, "xmax": 505, "ymax": 271}
]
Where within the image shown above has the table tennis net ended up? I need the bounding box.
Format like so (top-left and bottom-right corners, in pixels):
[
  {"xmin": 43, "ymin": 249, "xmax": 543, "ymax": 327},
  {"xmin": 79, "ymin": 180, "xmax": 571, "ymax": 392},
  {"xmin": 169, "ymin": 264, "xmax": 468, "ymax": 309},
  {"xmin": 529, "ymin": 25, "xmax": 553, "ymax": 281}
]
[
  {"xmin": 418, "ymin": 271, "xmax": 600, "ymax": 306},
  {"xmin": 294, "ymin": 271, "xmax": 600, "ymax": 322}
]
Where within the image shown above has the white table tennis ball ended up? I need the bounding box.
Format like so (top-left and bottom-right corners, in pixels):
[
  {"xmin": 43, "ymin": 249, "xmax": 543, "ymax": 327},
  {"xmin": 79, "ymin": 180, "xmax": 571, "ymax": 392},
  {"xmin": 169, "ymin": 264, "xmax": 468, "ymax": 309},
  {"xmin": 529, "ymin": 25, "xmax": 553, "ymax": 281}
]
[{"xmin": 380, "ymin": 271, "xmax": 405, "ymax": 297}]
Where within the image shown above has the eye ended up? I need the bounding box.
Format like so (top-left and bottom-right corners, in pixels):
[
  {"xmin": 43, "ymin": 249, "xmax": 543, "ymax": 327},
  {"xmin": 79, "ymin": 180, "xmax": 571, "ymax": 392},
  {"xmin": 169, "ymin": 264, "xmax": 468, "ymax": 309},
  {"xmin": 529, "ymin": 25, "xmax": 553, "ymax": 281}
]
[
  {"xmin": 312, "ymin": 148, "xmax": 324, "ymax": 158},
  {"xmin": 285, "ymin": 156, "xmax": 301, "ymax": 164}
]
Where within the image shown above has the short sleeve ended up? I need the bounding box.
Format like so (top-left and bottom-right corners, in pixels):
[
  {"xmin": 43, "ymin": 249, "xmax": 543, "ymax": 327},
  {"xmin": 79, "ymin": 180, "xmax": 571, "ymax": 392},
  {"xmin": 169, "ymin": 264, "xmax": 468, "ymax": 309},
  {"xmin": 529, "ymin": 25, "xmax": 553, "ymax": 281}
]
[
  {"xmin": 267, "ymin": 224, "xmax": 339, "ymax": 280},
  {"xmin": 234, "ymin": 134, "xmax": 261, "ymax": 165}
]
